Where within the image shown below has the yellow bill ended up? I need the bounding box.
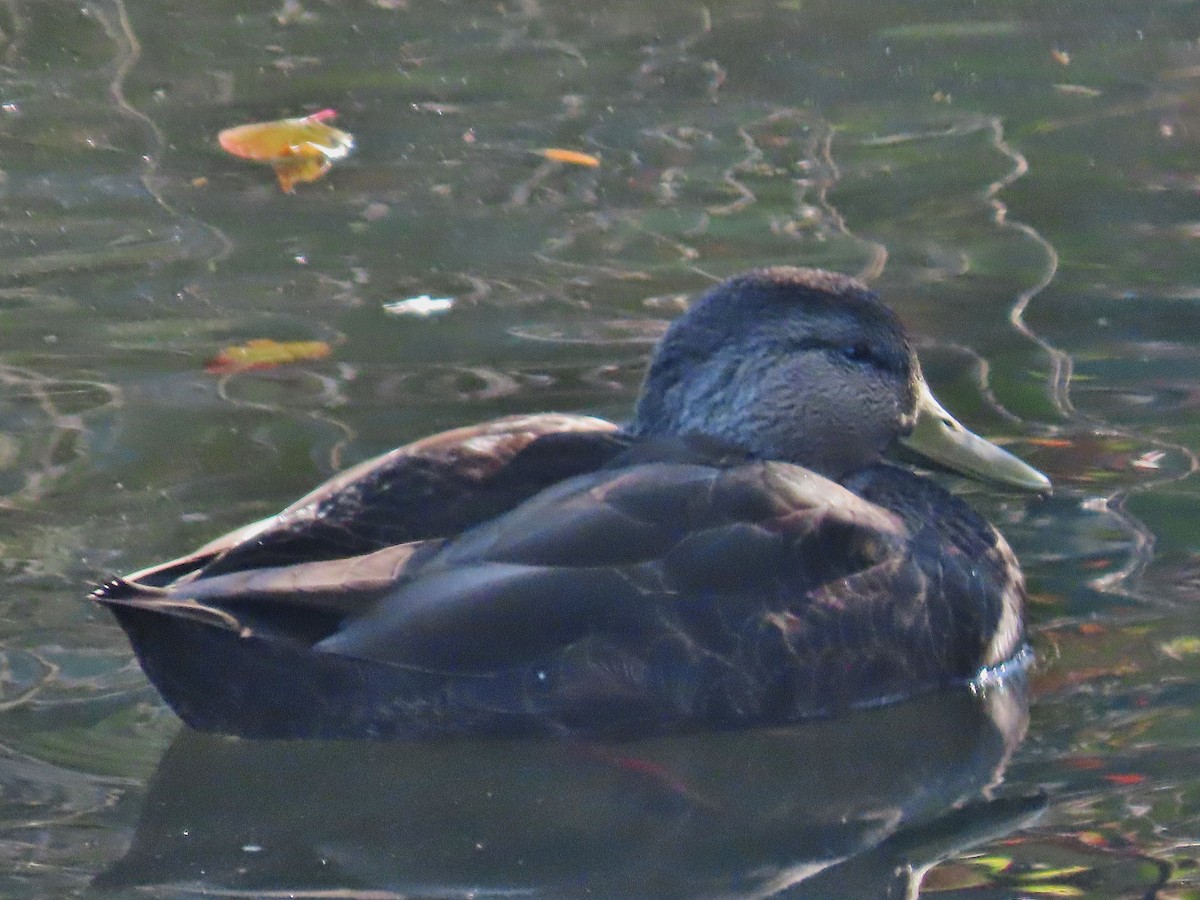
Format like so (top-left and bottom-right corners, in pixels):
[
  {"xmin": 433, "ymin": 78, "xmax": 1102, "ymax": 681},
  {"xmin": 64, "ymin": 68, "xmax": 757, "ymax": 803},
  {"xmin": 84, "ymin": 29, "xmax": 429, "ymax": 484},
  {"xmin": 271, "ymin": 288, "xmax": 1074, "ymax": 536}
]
[{"xmin": 900, "ymin": 380, "xmax": 1051, "ymax": 492}]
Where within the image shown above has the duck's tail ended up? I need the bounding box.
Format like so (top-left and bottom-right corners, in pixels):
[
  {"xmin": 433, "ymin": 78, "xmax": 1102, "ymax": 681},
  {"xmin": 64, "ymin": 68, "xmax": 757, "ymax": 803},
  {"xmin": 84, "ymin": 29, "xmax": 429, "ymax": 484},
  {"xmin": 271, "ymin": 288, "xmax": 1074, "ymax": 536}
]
[
  {"xmin": 90, "ymin": 577, "xmax": 245, "ymax": 631},
  {"xmin": 90, "ymin": 576, "xmax": 150, "ymax": 604}
]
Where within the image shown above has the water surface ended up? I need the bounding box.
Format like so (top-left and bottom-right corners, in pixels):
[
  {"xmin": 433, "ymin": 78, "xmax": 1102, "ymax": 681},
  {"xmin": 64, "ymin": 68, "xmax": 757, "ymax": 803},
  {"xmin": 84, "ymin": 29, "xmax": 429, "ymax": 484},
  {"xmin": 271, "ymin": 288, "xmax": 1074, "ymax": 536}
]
[{"xmin": 2, "ymin": 0, "xmax": 1200, "ymax": 896}]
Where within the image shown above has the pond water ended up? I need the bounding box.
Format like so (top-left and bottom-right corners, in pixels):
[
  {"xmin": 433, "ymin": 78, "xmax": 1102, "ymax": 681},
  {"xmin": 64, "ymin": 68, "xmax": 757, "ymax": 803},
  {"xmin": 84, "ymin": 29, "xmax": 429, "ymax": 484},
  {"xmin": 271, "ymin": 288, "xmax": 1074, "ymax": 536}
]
[{"xmin": 2, "ymin": 0, "xmax": 1200, "ymax": 896}]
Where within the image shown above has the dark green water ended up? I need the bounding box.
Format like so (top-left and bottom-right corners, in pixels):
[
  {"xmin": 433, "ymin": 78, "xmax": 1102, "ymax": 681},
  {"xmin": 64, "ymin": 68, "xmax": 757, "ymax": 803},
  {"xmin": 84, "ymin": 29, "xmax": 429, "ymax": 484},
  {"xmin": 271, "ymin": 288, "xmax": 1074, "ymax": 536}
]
[{"xmin": 2, "ymin": 0, "xmax": 1200, "ymax": 896}]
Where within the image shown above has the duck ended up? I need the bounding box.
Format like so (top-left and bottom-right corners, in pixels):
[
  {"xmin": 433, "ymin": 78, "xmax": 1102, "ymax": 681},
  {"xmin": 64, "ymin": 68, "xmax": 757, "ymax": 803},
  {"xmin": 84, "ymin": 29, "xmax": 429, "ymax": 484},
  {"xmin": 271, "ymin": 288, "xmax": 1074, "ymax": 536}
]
[{"xmin": 92, "ymin": 266, "xmax": 1049, "ymax": 740}]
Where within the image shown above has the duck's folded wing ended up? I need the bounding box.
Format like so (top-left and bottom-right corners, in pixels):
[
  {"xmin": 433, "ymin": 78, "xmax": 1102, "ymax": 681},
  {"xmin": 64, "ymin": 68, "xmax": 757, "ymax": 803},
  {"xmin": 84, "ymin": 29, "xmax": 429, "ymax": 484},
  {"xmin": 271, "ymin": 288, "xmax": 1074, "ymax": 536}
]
[
  {"xmin": 124, "ymin": 413, "xmax": 627, "ymax": 587},
  {"xmin": 317, "ymin": 459, "xmax": 909, "ymax": 673}
]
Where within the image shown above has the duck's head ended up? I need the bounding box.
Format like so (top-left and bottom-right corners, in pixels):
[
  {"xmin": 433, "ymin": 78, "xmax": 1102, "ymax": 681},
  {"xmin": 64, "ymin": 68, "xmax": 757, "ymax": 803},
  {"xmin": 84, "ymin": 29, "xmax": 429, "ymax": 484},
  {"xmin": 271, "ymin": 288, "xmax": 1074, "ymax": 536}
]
[{"xmin": 630, "ymin": 267, "xmax": 1049, "ymax": 491}]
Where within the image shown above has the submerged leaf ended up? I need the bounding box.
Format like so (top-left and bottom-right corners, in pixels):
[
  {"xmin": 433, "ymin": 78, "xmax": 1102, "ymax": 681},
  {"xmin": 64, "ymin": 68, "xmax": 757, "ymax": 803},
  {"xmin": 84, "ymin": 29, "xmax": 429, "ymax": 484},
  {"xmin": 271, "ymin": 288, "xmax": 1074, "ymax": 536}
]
[
  {"xmin": 1054, "ymin": 83, "xmax": 1103, "ymax": 97},
  {"xmin": 970, "ymin": 856, "xmax": 1015, "ymax": 875},
  {"xmin": 206, "ymin": 338, "xmax": 332, "ymax": 374},
  {"xmin": 1102, "ymin": 772, "xmax": 1147, "ymax": 786},
  {"xmin": 921, "ymin": 861, "xmax": 992, "ymax": 891},
  {"xmin": 878, "ymin": 20, "xmax": 1024, "ymax": 39},
  {"xmin": 218, "ymin": 110, "xmax": 354, "ymax": 192},
  {"xmin": 1018, "ymin": 865, "xmax": 1091, "ymax": 881},
  {"xmin": 271, "ymin": 155, "xmax": 333, "ymax": 192}
]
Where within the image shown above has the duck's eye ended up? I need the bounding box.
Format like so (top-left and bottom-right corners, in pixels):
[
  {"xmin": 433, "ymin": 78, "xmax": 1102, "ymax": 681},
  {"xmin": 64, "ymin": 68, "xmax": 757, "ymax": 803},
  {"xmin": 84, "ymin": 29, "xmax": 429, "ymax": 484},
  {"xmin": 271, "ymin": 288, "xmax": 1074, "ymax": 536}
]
[{"xmin": 839, "ymin": 343, "xmax": 874, "ymax": 364}]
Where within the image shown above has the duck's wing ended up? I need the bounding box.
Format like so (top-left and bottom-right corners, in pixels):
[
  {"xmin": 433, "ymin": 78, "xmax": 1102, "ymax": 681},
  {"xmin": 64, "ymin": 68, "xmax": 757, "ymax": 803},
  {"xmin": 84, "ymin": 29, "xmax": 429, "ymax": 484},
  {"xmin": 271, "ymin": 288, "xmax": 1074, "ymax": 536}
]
[
  {"xmin": 310, "ymin": 459, "xmax": 1023, "ymax": 726},
  {"xmin": 316, "ymin": 459, "xmax": 910, "ymax": 675},
  {"xmin": 121, "ymin": 413, "xmax": 629, "ymax": 588}
]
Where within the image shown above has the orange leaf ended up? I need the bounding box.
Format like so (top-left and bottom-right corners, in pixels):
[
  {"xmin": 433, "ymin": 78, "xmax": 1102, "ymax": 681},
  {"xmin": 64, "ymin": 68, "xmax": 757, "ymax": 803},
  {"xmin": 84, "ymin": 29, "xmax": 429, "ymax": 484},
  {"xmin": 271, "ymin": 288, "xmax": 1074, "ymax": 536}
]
[
  {"xmin": 1102, "ymin": 772, "xmax": 1146, "ymax": 786},
  {"xmin": 218, "ymin": 110, "xmax": 353, "ymax": 191},
  {"xmin": 206, "ymin": 338, "xmax": 332, "ymax": 374},
  {"xmin": 536, "ymin": 147, "xmax": 601, "ymax": 167}
]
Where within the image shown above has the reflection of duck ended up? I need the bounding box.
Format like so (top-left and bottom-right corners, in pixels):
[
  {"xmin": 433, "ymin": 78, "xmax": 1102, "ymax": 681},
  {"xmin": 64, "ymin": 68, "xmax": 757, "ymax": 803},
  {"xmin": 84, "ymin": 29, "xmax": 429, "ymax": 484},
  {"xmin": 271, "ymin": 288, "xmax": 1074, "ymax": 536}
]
[
  {"xmin": 96, "ymin": 685, "xmax": 1040, "ymax": 898},
  {"xmin": 92, "ymin": 267, "xmax": 1048, "ymax": 740}
]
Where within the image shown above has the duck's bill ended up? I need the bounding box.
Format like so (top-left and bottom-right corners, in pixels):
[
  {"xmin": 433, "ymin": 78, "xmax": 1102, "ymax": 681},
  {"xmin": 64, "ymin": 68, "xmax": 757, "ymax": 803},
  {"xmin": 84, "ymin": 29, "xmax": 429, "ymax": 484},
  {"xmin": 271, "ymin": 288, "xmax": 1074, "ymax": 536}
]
[{"xmin": 899, "ymin": 381, "xmax": 1051, "ymax": 492}]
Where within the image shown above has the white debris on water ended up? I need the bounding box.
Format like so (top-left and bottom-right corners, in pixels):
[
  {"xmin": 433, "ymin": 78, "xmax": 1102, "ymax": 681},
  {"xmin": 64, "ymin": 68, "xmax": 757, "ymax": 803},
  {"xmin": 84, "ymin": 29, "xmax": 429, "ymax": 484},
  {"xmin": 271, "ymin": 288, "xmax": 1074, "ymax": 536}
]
[{"xmin": 382, "ymin": 294, "xmax": 455, "ymax": 317}]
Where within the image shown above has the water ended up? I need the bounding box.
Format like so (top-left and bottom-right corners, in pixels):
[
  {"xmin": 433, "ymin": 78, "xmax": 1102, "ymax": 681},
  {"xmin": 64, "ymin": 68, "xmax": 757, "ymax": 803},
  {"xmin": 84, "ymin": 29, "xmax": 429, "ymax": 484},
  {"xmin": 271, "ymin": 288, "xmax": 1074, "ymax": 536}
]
[{"xmin": 2, "ymin": 0, "xmax": 1199, "ymax": 896}]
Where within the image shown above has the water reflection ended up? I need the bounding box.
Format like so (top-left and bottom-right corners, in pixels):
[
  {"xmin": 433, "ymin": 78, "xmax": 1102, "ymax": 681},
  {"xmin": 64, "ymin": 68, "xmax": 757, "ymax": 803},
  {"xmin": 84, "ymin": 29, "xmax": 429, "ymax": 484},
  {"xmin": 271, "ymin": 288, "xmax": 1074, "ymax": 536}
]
[{"xmin": 98, "ymin": 681, "xmax": 1036, "ymax": 899}]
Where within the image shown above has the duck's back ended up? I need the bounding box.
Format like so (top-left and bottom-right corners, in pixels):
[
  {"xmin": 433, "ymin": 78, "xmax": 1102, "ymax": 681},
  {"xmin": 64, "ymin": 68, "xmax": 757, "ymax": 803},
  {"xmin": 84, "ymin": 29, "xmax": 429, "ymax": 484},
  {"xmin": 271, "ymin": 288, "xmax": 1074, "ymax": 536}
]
[{"xmin": 123, "ymin": 414, "xmax": 631, "ymax": 587}]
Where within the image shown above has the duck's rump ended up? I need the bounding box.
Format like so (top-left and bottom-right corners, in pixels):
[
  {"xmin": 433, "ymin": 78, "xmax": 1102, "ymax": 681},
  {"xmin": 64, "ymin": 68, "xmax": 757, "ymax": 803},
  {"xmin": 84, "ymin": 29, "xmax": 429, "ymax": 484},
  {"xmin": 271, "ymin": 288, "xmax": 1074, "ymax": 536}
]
[{"xmin": 94, "ymin": 417, "xmax": 1024, "ymax": 740}]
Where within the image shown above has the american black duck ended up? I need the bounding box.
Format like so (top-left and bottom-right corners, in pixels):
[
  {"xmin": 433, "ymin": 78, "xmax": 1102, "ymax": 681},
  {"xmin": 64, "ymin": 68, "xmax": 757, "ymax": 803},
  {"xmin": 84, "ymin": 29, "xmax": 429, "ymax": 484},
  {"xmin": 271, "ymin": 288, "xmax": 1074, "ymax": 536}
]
[{"xmin": 92, "ymin": 267, "xmax": 1048, "ymax": 739}]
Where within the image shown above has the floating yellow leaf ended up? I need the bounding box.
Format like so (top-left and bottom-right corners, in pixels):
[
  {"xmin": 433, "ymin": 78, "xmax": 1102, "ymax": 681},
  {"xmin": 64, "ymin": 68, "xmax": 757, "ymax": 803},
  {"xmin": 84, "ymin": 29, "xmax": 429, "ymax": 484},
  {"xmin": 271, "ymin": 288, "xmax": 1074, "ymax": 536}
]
[
  {"xmin": 218, "ymin": 109, "xmax": 354, "ymax": 192},
  {"xmin": 1162, "ymin": 636, "xmax": 1200, "ymax": 660},
  {"xmin": 218, "ymin": 109, "xmax": 351, "ymax": 162},
  {"xmin": 206, "ymin": 338, "xmax": 332, "ymax": 374},
  {"xmin": 536, "ymin": 147, "xmax": 601, "ymax": 167}
]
